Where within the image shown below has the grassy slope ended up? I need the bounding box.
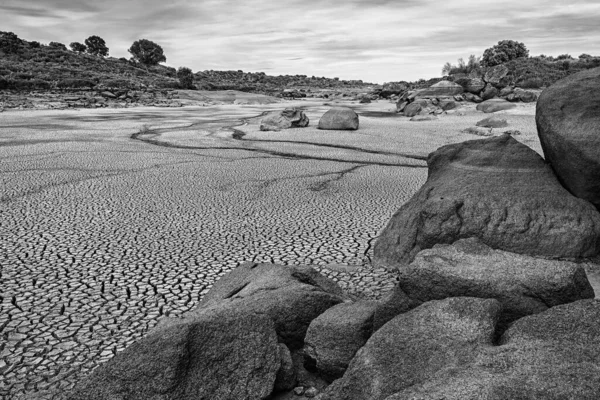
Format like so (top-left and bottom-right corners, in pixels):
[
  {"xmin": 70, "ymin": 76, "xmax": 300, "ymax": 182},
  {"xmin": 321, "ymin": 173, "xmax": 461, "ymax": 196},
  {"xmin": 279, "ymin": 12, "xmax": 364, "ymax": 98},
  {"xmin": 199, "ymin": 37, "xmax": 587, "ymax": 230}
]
[{"xmin": 0, "ymin": 32, "xmax": 372, "ymax": 94}]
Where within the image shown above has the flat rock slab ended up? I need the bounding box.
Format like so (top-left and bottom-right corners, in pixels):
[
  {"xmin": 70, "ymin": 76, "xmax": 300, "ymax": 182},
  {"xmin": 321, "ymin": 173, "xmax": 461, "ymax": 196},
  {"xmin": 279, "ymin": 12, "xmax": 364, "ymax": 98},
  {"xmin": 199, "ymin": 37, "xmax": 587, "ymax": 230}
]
[
  {"xmin": 398, "ymin": 238, "xmax": 594, "ymax": 326},
  {"xmin": 476, "ymin": 98, "xmax": 516, "ymax": 113},
  {"xmin": 373, "ymin": 134, "xmax": 600, "ymax": 268},
  {"xmin": 476, "ymin": 115, "xmax": 508, "ymax": 128},
  {"xmin": 536, "ymin": 66, "xmax": 600, "ymax": 209}
]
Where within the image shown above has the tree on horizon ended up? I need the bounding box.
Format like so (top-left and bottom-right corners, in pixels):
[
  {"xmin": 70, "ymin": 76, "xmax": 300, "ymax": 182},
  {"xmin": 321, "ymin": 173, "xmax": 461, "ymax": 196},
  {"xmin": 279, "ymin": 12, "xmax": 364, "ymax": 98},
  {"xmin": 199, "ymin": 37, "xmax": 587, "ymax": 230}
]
[
  {"xmin": 85, "ymin": 35, "xmax": 109, "ymax": 57},
  {"xmin": 128, "ymin": 39, "xmax": 166, "ymax": 66}
]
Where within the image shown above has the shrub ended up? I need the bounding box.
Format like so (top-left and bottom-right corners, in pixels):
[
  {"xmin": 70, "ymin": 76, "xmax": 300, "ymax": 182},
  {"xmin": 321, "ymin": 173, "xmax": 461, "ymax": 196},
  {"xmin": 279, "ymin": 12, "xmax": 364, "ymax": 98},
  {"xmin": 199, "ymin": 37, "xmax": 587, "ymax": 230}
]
[
  {"xmin": 70, "ymin": 42, "xmax": 87, "ymax": 53},
  {"xmin": 517, "ymin": 77, "xmax": 544, "ymax": 89},
  {"xmin": 556, "ymin": 54, "xmax": 574, "ymax": 60},
  {"xmin": 29, "ymin": 41, "xmax": 41, "ymax": 48},
  {"xmin": 56, "ymin": 78, "xmax": 96, "ymax": 89},
  {"xmin": 177, "ymin": 66, "xmax": 194, "ymax": 89},
  {"xmin": 85, "ymin": 35, "xmax": 109, "ymax": 57},
  {"xmin": 128, "ymin": 39, "xmax": 166, "ymax": 66},
  {"xmin": 442, "ymin": 54, "xmax": 482, "ymax": 75},
  {"xmin": 49, "ymin": 42, "xmax": 67, "ymax": 50},
  {"xmin": 0, "ymin": 31, "xmax": 21, "ymax": 54},
  {"xmin": 482, "ymin": 40, "xmax": 529, "ymax": 67}
]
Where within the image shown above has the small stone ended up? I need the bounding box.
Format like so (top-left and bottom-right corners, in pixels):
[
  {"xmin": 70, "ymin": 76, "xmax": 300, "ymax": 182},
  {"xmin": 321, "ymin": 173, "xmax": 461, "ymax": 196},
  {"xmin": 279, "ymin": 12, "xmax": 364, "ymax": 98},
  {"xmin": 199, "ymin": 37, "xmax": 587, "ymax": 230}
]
[
  {"xmin": 294, "ymin": 386, "xmax": 305, "ymax": 396},
  {"xmin": 304, "ymin": 387, "xmax": 319, "ymax": 398}
]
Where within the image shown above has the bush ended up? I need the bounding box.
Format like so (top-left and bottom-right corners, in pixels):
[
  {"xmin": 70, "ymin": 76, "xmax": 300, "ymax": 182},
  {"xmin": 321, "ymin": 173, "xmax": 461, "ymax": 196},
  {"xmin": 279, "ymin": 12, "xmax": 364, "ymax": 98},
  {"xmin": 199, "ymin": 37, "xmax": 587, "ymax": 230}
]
[
  {"xmin": 0, "ymin": 31, "xmax": 21, "ymax": 54},
  {"xmin": 29, "ymin": 41, "xmax": 41, "ymax": 48},
  {"xmin": 177, "ymin": 66, "xmax": 194, "ymax": 89},
  {"xmin": 85, "ymin": 35, "xmax": 109, "ymax": 57},
  {"xmin": 49, "ymin": 42, "xmax": 67, "ymax": 50},
  {"xmin": 128, "ymin": 39, "xmax": 166, "ymax": 66},
  {"xmin": 517, "ymin": 77, "xmax": 544, "ymax": 89},
  {"xmin": 442, "ymin": 54, "xmax": 482, "ymax": 76},
  {"xmin": 482, "ymin": 40, "xmax": 529, "ymax": 67},
  {"xmin": 70, "ymin": 42, "xmax": 87, "ymax": 53},
  {"xmin": 556, "ymin": 54, "xmax": 574, "ymax": 60}
]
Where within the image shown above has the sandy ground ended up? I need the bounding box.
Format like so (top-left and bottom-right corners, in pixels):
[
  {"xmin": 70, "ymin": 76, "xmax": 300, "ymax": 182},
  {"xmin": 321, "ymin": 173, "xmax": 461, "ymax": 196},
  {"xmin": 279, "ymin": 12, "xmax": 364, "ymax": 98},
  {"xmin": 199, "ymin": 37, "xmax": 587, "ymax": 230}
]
[{"xmin": 0, "ymin": 97, "xmax": 570, "ymax": 398}]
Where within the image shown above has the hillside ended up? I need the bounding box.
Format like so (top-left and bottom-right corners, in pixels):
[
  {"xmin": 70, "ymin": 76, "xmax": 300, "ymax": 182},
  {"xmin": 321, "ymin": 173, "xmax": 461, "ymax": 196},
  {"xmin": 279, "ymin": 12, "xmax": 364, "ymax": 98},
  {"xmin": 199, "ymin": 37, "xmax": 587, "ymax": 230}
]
[{"xmin": 0, "ymin": 31, "xmax": 372, "ymax": 95}]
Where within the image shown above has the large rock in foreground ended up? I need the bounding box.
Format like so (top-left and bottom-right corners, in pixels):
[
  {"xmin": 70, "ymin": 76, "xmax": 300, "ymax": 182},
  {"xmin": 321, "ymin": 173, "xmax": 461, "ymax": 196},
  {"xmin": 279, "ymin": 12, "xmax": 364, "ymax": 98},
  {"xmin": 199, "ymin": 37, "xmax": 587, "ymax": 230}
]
[
  {"xmin": 373, "ymin": 134, "xmax": 600, "ymax": 268},
  {"xmin": 260, "ymin": 108, "xmax": 309, "ymax": 131},
  {"xmin": 318, "ymin": 107, "xmax": 359, "ymax": 130},
  {"xmin": 194, "ymin": 262, "xmax": 348, "ymax": 348},
  {"xmin": 536, "ymin": 67, "xmax": 600, "ymax": 209},
  {"xmin": 303, "ymin": 301, "xmax": 378, "ymax": 381},
  {"xmin": 68, "ymin": 310, "xmax": 281, "ymax": 400},
  {"xmin": 387, "ymin": 300, "xmax": 600, "ymax": 399},
  {"xmin": 321, "ymin": 297, "xmax": 501, "ymax": 400},
  {"xmin": 398, "ymin": 238, "xmax": 594, "ymax": 327}
]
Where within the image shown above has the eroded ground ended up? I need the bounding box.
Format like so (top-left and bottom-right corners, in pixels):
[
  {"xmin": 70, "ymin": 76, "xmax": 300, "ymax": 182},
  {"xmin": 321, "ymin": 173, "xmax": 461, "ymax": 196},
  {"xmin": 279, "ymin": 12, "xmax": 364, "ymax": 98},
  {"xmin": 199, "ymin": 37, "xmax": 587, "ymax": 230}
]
[{"xmin": 0, "ymin": 99, "xmax": 540, "ymax": 398}]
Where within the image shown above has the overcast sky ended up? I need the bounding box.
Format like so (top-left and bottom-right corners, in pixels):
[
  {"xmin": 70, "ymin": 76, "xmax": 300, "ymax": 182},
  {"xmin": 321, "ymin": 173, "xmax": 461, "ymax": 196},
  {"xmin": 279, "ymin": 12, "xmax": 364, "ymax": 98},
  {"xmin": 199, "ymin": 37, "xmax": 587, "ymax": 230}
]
[{"xmin": 3, "ymin": 0, "xmax": 600, "ymax": 83}]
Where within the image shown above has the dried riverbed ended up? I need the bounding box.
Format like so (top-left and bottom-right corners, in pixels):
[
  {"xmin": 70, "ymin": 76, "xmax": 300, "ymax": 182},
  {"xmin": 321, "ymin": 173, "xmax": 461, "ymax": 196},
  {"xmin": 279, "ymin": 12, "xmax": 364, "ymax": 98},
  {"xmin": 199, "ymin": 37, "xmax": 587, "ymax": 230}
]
[{"xmin": 0, "ymin": 99, "xmax": 539, "ymax": 398}]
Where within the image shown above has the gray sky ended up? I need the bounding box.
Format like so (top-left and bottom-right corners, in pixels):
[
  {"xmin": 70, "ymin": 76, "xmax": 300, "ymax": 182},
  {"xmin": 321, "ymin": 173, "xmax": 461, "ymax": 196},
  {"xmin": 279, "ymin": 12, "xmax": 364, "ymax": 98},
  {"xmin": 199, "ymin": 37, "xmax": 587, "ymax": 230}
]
[{"xmin": 3, "ymin": 0, "xmax": 600, "ymax": 83}]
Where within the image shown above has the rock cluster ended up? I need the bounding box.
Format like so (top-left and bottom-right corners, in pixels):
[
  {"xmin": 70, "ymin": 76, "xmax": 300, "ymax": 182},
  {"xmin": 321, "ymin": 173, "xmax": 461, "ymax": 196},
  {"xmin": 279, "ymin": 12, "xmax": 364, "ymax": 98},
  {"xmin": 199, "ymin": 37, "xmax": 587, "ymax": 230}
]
[
  {"xmin": 0, "ymin": 88, "xmax": 182, "ymax": 110},
  {"xmin": 68, "ymin": 71, "xmax": 600, "ymax": 400}
]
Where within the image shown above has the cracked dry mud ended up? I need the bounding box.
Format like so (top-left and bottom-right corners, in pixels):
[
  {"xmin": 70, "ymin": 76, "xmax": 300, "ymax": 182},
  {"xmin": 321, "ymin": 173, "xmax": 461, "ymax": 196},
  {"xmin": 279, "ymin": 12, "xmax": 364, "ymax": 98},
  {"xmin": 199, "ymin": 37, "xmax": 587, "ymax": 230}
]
[{"xmin": 0, "ymin": 100, "xmax": 540, "ymax": 399}]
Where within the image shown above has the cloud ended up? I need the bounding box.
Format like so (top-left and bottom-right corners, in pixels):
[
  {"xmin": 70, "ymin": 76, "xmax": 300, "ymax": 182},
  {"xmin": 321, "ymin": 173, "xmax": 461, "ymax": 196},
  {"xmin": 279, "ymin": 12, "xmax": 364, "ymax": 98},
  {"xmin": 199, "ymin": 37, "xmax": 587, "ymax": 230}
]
[{"xmin": 3, "ymin": 0, "xmax": 600, "ymax": 83}]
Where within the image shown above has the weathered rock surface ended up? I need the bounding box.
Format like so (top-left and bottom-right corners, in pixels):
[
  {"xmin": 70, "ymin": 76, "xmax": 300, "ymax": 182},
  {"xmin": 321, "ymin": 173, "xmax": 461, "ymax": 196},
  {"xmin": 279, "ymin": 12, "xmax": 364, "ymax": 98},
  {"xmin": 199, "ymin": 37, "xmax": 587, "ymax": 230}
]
[
  {"xmin": 260, "ymin": 108, "xmax": 309, "ymax": 131},
  {"xmin": 480, "ymin": 83, "xmax": 499, "ymax": 100},
  {"xmin": 321, "ymin": 297, "xmax": 501, "ymax": 400},
  {"xmin": 373, "ymin": 134, "xmax": 600, "ymax": 268},
  {"xmin": 195, "ymin": 262, "xmax": 349, "ymax": 348},
  {"xmin": 318, "ymin": 107, "xmax": 359, "ymax": 130},
  {"xmin": 415, "ymin": 80, "xmax": 464, "ymax": 98},
  {"xmin": 476, "ymin": 115, "xmax": 508, "ymax": 128},
  {"xmin": 303, "ymin": 301, "xmax": 378, "ymax": 381},
  {"xmin": 512, "ymin": 87, "xmax": 537, "ymax": 102},
  {"xmin": 484, "ymin": 64, "xmax": 510, "ymax": 87},
  {"xmin": 463, "ymin": 92, "xmax": 483, "ymax": 103},
  {"xmin": 456, "ymin": 77, "xmax": 485, "ymax": 94},
  {"xmin": 397, "ymin": 238, "xmax": 594, "ymax": 327},
  {"xmin": 386, "ymin": 300, "xmax": 600, "ymax": 400},
  {"xmin": 402, "ymin": 102, "xmax": 422, "ymax": 117},
  {"xmin": 476, "ymin": 98, "xmax": 516, "ymax": 113},
  {"xmin": 68, "ymin": 310, "xmax": 281, "ymax": 400},
  {"xmin": 536, "ymin": 67, "xmax": 600, "ymax": 209}
]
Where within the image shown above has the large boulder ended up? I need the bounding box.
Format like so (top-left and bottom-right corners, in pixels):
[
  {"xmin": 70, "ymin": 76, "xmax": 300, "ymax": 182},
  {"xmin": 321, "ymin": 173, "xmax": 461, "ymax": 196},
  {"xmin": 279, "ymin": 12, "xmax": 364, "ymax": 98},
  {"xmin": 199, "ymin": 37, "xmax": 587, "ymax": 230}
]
[
  {"xmin": 484, "ymin": 64, "xmax": 510, "ymax": 87},
  {"xmin": 397, "ymin": 238, "xmax": 594, "ymax": 327},
  {"xmin": 318, "ymin": 107, "xmax": 359, "ymax": 130},
  {"xmin": 476, "ymin": 98, "xmax": 516, "ymax": 113},
  {"xmin": 379, "ymin": 82, "xmax": 408, "ymax": 98},
  {"xmin": 386, "ymin": 300, "xmax": 600, "ymax": 399},
  {"xmin": 303, "ymin": 301, "xmax": 378, "ymax": 381},
  {"xmin": 536, "ymin": 67, "xmax": 600, "ymax": 209},
  {"xmin": 68, "ymin": 310, "xmax": 281, "ymax": 400},
  {"xmin": 414, "ymin": 80, "xmax": 464, "ymax": 98},
  {"xmin": 402, "ymin": 102, "xmax": 422, "ymax": 117},
  {"xmin": 320, "ymin": 297, "xmax": 501, "ymax": 400},
  {"xmin": 194, "ymin": 262, "xmax": 348, "ymax": 349},
  {"xmin": 480, "ymin": 83, "xmax": 499, "ymax": 101},
  {"xmin": 455, "ymin": 77, "xmax": 485, "ymax": 94},
  {"xmin": 373, "ymin": 134, "xmax": 600, "ymax": 268},
  {"xmin": 463, "ymin": 92, "xmax": 483, "ymax": 103},
  {"xmin": 260, "ymin": 108, "xmax": 309, "ymax": 131}
]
